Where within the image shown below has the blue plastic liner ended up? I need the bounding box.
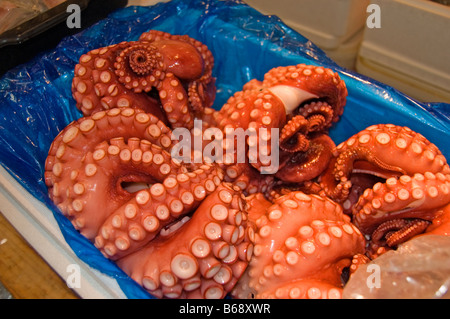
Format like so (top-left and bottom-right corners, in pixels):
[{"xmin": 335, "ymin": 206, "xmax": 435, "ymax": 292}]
[{"xmin": 0, "ymin": 0, "xmax": 449, "ymax": 299}]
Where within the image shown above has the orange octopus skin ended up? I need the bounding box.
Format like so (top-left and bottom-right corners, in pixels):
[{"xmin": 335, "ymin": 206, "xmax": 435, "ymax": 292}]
[
  {"xmin": 44, "ymin": 107, "xmax": 224, "ymax": 261},
  {"xmin": 231, "ymin": 191, "xmax": 365, "ymax": 299},
  {"xmin": 426, "ymin": 202, "xmax": 450, "ymax": 236},
  {"xmin": 72, "ymin": 30, "xmax": 216, "ymax": 129},
  {"xmin": 139, "ymin": 30, "xmax": 216, "ymax": 115},
  {"xmin": 164, "ymin": 64, "xmax": 347, "ymax": 196},
  {"xmin": 275, "ymin": 134, "xmax": 336, "ymax": 183},
  {"xmin": 117, "ymin": 182, "xmax": 256, "ymax": 299},
  {"xmin": 213, "ymin": 64, "xmax": 348, "ymax": 184},
  {"xmin": 353, "ymin": 172, "xmax": 450, "ymax": 235},
  {"xmin": 353, "ymin": 172, "xmax": 450, "ymax": 258},
  {"xmin": 72, "ymin": 41, "xmax": 166, "ymax": 120},
  {"xmin": 318, "ymin": 124, "xmax": 450, "ymax": 258},
  {"xmin": 320, "ymin": 124, "xmax": 450, "ymax": 203}
]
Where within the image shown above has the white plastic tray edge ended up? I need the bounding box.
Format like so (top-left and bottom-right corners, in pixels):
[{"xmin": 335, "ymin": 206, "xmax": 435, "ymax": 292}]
[{"xmin": 0, "ymin": 165, "xmax": 127, "ymax": 299}]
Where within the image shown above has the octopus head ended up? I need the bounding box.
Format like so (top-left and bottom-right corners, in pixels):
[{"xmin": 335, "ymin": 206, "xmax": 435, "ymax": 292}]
[{"xmin": 152, "ymin": 39, "xmax": 205, "ymax": 81}]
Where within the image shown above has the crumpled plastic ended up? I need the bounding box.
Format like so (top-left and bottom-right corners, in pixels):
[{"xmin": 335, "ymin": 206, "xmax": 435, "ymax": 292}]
[
  {"xmin": 0, "ymin": 0, "xmax": 449, "ymax": 299},
  {"xmin": 343, "ymin": 235, "xmax": 450, "ymax": 299}
]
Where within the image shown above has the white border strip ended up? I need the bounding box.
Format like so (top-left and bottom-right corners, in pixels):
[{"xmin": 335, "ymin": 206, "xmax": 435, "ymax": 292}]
[{"xmin": 0, "ymin": 166, "xmax": 126, "ymax": 299}]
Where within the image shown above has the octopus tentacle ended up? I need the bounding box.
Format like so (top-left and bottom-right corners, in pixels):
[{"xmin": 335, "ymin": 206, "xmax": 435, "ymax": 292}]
[
  {"xmin": 114, "ymin": 42, "xmax": 164, "ymax": 92},
  {"xmin": 276, "ymin": 134, "xmax": 335, "ymax": 183},
  {"xmin": 44, "ymin": 108, "xmax": 223, "ymax": 259},
  {"xmin": 349, "ymin": 253, "xmax": 370, "ymax": 276},
  {"xmin": 215, "ymin": 64, "xmax": 347, "ymax": 184},
  {"xmin": 321, "ymin": 146, "xmax": 407, "ymax": 202},
  {"xmin": 72, "ymin": 42, "xmax": 166, "ymax": 120},
  {"xmin": 139, "ymin": 30, "xmax": 216, "ymax": 116},
  {"xmin": 254, "ymin": 279, "xmax": 345, "ymax": 299},
  {"xmin": 352, "ymin": 172, "xmax": 450, "ymax": 233},
  {"xmin": 332, "ymin": 147, "xmax": 408, "ymax": 181},
  {"xmin": 262, "ymin": 64, "xmax": 347, "ymax": 124},
  {"xmin": 320, "ymin": 124, "xmax": 450, "ymax": 202},
  {"xmin": 368, "ymin": 219, "xmax": 432, "ymax": 258},
  {"xmin": 216, "ymin": 87, "xmax": 285, "ymax": 175},
  {"xmin": 298, "ymin": 101, "xmax": 335, "ymax": 133},
  {"xmin": 93, "ymin": 153, "xmax": 223, "ymax": 260},
  {"xmin": 223, "ymin": 163, "xmax": 275, "ymax": 197},
  {"xmin": 370, "ymin": 219, "xmax": 410, "ymax": 245},
  {"xmin": 317, "ymin": 124, "xmax": 450, "ymax": 257},
  {"xmin": 73, "ymin": 31, "xmax": 217, "ymax": 130},
  {"xmin": 116, "ymin": 182, "xmax": 256, "ymax": 299},
  {"xmin": 231, "ymin": 191, "xmax": 365, "ymax": 299},
  {"xmin": 279, "ymin": 115, "xmax": 309, "ymax": 153},
  {"xmin": 381, "ymin": 219, "xmax": 430, "ymax": 247},
  {"xmin": 157, "ymin": 73, "xmax": 193, "ymax": 128}
]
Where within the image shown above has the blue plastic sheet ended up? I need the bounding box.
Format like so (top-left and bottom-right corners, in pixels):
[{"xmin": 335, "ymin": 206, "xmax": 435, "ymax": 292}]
[{"xmin": 0, "ymin": 0, "xmax": 449, "ymax": 299}]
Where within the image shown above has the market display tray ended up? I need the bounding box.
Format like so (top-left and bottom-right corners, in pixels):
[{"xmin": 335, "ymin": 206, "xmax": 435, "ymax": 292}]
[{"xmin": 0, "ymin": 0, "xmax": 449, "ymax": 299}]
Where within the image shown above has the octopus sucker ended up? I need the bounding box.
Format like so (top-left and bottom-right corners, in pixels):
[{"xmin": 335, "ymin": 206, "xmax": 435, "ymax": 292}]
[
  {"xmin": 316, "ymin": 124, "xmax": 450, "ymax": 258},
  {"xmin": 116, "ymin": 183, "xmax": 256, "ymax": 298},
  {"xmin": 45, "ymin": 30, "xmax": 450, "ymax": 299},
  {"xmin": 320, "ymin": 124, "xmax": 450, "ymax": 203},
  {"xmin": 208, "ymin": 63, "xmax": 347, "ymax": 192},
  {"xmin": 351, "ymin": 172, "xmax": 450, "ymax": 257},
  {"xmin": 72, "ymin": 31, "xmax": 216, "ymax": 129},
  {"xmin": 231, "ymin": 191, "xmax": 365, "ymax": 299},
  {"xmin": 72, "ymin": 41, "xmax": 166, "ymax": 121},
  {"xmin": 259, "ymin": 279, "xmax": 343, "ymax": 299},
  {"xmin": 276, "ymin": 134, "xmax": 336, "ymax": 183},
  {"xmin": 45, "ymin": 107, "xmax": 222, "ymax": 259}
]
